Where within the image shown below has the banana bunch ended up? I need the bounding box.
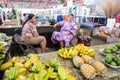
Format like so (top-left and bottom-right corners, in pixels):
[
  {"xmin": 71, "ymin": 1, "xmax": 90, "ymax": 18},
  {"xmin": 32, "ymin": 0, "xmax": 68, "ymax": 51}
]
[
  {"xmin": 84, "ymin": 48, "xmax": 96, "ymax": 57},
  {"xmin": 58, "ymin": 44, "xmax": 96, "ymax": 59},
  {"xmin": 58, "ymin": 47, "xmax": 78, "ymax": 59},
  {"xmin": 74, "ymin": 44, "xmax": 88, "ymax": 55}
]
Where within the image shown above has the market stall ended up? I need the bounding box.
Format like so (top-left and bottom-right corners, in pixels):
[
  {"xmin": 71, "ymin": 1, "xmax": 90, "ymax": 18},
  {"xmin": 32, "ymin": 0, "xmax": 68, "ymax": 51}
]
[{"xmin": 1, "ymin": 43, "xmax": 120, "ymax": 80}]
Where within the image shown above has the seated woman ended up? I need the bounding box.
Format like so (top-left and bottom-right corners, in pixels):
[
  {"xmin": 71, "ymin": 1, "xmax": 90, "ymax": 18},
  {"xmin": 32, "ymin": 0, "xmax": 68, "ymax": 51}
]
[
  {"xmin": 51, "ymin": 14, "xmax": 78, "ymax": 48},
  {"xmin": 21, "ymin": 14, "xmax": 46, "ymax": 53}
]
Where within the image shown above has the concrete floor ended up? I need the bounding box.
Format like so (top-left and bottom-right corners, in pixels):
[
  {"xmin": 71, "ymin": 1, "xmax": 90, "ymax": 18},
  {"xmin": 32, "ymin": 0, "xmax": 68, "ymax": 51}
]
[{"xmin": 42, "ymin": 37, "xmax": 107, "ymax": 53}]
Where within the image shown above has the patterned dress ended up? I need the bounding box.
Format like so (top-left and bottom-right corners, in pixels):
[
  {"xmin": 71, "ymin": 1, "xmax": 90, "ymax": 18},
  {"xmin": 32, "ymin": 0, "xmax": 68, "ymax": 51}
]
[
  {"xmin": 51, "ymin": 20, "xmax": 78, "ymax": 47},
  {"xmin": 21, "ymin": 22, "xmax": 39, "ymax": 41}
]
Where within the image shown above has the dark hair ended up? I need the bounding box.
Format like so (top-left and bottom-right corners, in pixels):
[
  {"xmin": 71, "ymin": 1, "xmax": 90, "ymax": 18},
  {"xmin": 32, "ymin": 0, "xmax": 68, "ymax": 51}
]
[
  {"xmin": 23, "ymin": 13, "xmax": 26, "ymax": 17},
  {"xmin": 12, "ymin": 9, "xmax": 16, "ymax": 15},
  {"xmin": 69, "ymin": 14, "xmax": 74, "ymax": 17},
  {"xmin": 22, "ymin": 14, "xmax": 35, "ymax": 28}
]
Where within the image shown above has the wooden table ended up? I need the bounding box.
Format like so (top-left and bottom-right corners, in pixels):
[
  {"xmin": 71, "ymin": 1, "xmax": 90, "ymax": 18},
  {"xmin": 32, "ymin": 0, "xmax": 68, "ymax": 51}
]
[
  {"xmin": 39, "ymin": 43, "xmax": 120, "ymax": 80},
  {"xmin": 0, "ymin": 24, "xmax": 60, "ymax": 36}
]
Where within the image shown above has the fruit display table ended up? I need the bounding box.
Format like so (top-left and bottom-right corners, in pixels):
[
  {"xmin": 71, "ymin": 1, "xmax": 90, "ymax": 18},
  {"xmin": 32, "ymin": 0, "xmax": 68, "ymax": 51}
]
[{"xmin": 39, "ymin": 43, "xmax": 120, "ymax": 80}]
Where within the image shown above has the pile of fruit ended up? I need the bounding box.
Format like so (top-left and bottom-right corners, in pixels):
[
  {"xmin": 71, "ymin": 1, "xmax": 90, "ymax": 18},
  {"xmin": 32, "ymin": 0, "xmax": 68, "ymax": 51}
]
[
  {"xmin": 104, "ymin": 55, "xmax": 120, "ymax": 66},
  {"xmin": 0, "ymin": 54, "xmax": 75, "ymax": 80},
  {"xmin": 58, "ymin": 44, "xmax": 96, "ymax": 59},
  {"xmin": 72, "ymin": 55, "xmax": 107, "ymax": 79},
  {"xmin": 0, "ymin": 43, "xmax": 5, "ymax": 52},
  {"xmin": 103, "ymin": 42, "xmax": 120, "ymax": 54},
  {"xmin": 0, "ymin": 53, "xmax": 5, "ymax": 65}
]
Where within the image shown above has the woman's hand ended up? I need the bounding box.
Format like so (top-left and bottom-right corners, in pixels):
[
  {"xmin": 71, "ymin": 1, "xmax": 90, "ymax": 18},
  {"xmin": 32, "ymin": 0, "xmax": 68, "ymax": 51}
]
[
  {"xmin": 53, "ymin": 24, "xmax": 57, "ymax": 28},
  {"xmin": 53, "ymin": 23, "xmax": 60, "ymax": 28},
  {"xmin": 65, "ymin": 32, "xmax": 71, "ymax": 36},
  {"xmin": 26, "ymin": 33, "xmax": 33, "ymax": 38}
]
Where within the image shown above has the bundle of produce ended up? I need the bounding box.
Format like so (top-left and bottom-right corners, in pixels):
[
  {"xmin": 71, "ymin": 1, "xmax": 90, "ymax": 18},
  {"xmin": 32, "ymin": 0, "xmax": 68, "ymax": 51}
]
[
  {"xmin": 104, "ymin": 55, "xmax": 120, "ymax": 67},
  {"xmin": 58, "ymin": 44, "xmax": 96, "ymax": 59},
  {"xmin": 0, "ymin": 53, "xmax": 5, "ymax": 65},
  {"xmin": 58, "ymin": 47, "xmax": 78, "ymax": 59},
  {"xmin": 0, "ymin": 54, "xmax": 75, "ymax": 80},
  {"xmin": 72, "ymin": 55, "xmax": 107, "ymax": 79},
  {"xmin": 102, "ymin": 42, "xmax": 120, "ymax": 55},
  {"xmin": 0, "ymin": 43, "xmax": 5, "ymax": 52},
  {"xmin": 114, "ymin": 42, "xmax": 120, "ymax": 53}
]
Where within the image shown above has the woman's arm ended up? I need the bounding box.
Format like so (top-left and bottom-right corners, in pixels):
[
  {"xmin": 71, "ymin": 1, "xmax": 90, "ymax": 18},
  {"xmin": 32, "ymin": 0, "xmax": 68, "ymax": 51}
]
[
  {"xmin": 69, "ymin": 24, "xmax": 78, "ymax": 36},
  {"xmin": 53, "ymin": 23, "xmax": 60, "ymax": 28},
  {"xmin": 53, "ymin": 20, "xmax": 65, "ymax": 28},
  {"xmin": 32, "ymin": 27, "xmax": 39, "ymax": 37}
]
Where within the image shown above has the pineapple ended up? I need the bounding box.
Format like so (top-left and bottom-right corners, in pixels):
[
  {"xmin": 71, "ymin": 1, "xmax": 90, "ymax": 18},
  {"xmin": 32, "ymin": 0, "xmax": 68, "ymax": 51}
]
[
  {"xmin": 80, "ymin": 64, "xmax": 96, "ymax": 79},
  {"xmin": 81, "ymin": 55, "xmax": 94, "ymax": 64},
  {"xmin": 91, "ymin": 61, "xmax": 107, "ymax": 75},
  {"xmin": 72, "ymin": 56, "xmax": 84, "ymax": 68}
]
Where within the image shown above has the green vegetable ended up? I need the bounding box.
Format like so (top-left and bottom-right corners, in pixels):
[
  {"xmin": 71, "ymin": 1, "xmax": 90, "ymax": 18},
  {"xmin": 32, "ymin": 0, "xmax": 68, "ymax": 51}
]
[
  {"xmin": 0, "ymin": 54, "xmax": 5, "ymax": 59},
  {"xmin": 110, "ymin": 61, "xmax": 117, "ymax": 66},
  {"xmin": 0, "ymin": 60, "xmax": 3, "ymax": 65},
  {"xmin": 5, "ymin": 67, "xmax": 18, "ymax": 80},
  {"xmin": 105, "ymin": 56, "xmax": 113, "ymax": 63},
  {"xmin": 115, "ymin": 58, "xmax": 120, "ymax": 66},
  {"xmin": 115, "ymin": 42, "xmax": 120, "ymax": 48}
]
